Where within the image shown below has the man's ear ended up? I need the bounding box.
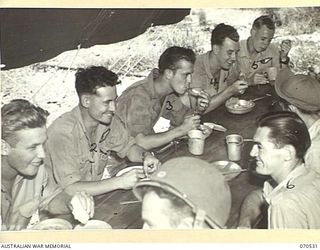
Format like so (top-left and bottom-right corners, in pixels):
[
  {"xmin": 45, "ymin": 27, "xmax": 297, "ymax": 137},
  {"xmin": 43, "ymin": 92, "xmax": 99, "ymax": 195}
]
[
  {"xmin": 282, "ymin": 144, "xmax": 296, "ymax": 161},
  {"xmin": 1, "ymin": 139, "xmax": 11, "ymax": 156},
  {"xmin": 250, "ymin": 28, "xmax": 256, "ymax": 37},
  {"xmin": 212, "ymin": 44, "xmax": 220, "ymax": 55},
  {"xmin": 80, "ymin": 94, "xmax": 91, "ymax": 108},
  {"xmin": 164, "ymin": 68, "xmax": 174, "ymax": 80}
]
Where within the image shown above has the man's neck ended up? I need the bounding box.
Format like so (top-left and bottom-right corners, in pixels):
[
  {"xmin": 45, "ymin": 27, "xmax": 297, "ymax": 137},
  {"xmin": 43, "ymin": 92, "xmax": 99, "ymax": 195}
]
[
  {"xmin": 246, "ymin": 37, "xmax": 258, "ymax": 58},
  {"xmin": 272, "ymin": 159, "xmax": 302, "ymax": 184},
  {"xmin": 208, "ymin": 51, "xmax": 220, "ymax": 76},
  {"xmin": 79, "ymin": 106, "xmax": 100, "ymax": 141},
  {"xmin": 154, "ymin": 75, "xmax": 173, "ymax": 99},
  {"xmin": 1, "ymin": 157, "xmax": 18, "ymax": 194}
]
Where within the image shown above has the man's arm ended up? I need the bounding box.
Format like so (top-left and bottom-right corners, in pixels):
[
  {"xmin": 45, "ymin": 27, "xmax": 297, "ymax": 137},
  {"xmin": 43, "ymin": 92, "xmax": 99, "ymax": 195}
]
[
  {"xmin": 64, "ymin": 172, "xmax": 142, "ymax": 196},
  {"xmin": 134, "ymin": 114, "xmax": 200, "ymax": 150},
  {"xmin": 204, "ymin": 80, "xmax": 248, "ymax": 113},
  {"xmin": 238, "ymin": 189, "xmax": 265, "ymax": 228}
]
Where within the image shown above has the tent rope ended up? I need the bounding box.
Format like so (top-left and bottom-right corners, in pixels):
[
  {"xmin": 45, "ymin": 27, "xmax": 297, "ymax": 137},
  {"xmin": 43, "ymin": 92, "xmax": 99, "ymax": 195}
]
[{"xmin": 31, "ymin": 44, "xmax": 82, "ymax": 102}]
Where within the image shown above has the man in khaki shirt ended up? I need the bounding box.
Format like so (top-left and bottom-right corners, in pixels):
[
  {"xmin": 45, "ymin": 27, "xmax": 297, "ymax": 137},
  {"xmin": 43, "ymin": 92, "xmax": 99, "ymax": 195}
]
[
  {"xmin": 116, "ymin": 46, "xmax": 210, "ymax": 150},
  {"xmin": 164, "ymin": 24, "xmax": 248, "ymax": 119},
  {"xmin": 238, "ymin": 15, "xmax": 292, "ymax": 85},
  {"xmin": 1, "ymin": 99, "xmax": 94, "ymax": 230},
  {"xmin": 238, "ymin": 112, "xmax": 320, "ymax": 229},
  {"xmin": 45, "ymin": 66, "xmax": 160, "ymax": 197}
]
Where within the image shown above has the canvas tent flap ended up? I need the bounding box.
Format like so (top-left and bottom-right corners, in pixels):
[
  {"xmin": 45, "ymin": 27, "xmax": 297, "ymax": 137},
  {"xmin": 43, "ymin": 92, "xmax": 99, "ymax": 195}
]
[{"xmin": 0, "ymin": 8, "xmax": 190, "ymax": 70}]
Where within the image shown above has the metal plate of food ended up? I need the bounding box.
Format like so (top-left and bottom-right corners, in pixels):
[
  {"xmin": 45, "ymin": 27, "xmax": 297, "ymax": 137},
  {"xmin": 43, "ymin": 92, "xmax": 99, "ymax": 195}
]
[
  {"xmin": 225, "ymin": 98, "xmax": 255, "ymax": 114},
  {"xmin": 74, "ymin": 220, "xmax": 112, "ymax": 230},
  {"xmin": 30, "ymin": 218, "xmax": 73, "ymax": 230},
  {"xmin": 210, "ymin": 161, "xmax": 246, "ymax": 181}
]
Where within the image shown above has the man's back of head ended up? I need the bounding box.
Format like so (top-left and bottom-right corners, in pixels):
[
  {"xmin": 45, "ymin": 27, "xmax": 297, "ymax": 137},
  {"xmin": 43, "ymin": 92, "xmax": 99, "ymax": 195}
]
[
  {"xmin": 275, "ymin": 68, "xmax": 320, "ymax": 115},
  {"xmin": 158, "ymin": 46, "xmax": 196, "ymax": 74}
]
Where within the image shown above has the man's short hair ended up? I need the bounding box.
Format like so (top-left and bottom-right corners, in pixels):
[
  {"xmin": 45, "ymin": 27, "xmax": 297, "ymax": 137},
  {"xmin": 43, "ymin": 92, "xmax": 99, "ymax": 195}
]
[
  {"xmin": 158, "ymin": 46, "xmax": 196, "ymax": 74},
  {"xmin": 252, "ymin": 15, "xmax": 275, "ymax": 30},
  {"xmin": 257, "ymin": 111, "xmax": 311, "ymax": 160},
  {"xmin": 210, "ymin": 23, "xmax": 239, "ymax": 46},
  {"xmin": 75, "ymin": 66, "xmax": 120, "ymax": 97},
  {"xmin": 1, "ymin": 99, "xmax": 49, "ymax": 145},
  {"xmin": 140, "ymin": 186, "xmax": 193, "ymax": 227}
]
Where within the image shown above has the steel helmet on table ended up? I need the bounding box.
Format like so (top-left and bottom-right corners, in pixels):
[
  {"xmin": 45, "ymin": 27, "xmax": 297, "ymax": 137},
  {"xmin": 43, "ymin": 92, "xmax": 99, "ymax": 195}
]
[{"xmin": 133, "ymin": 156, "xmax": 232, "ymax": 228}]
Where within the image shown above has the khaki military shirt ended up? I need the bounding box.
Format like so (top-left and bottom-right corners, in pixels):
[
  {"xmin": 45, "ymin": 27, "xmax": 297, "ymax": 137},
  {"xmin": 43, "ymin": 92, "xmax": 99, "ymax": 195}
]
[
  {"xmin": 238, "ymin": 39, "xmax": 281, "ymax": 84},
  {"xmin": 116, "ymin": 69, "xmax": 190, "ymax": 134},
  {"xmin": 1, "ymin": 165, "xmax": 61, "ymax": 230},
  {"xmin": 192, "ymin": 51, "xmax": 239, "ymax": 96},
  {"xmin": 45, "ymin": 106, "xmax": 135, "ymax": 188},
  {"xmin": 263, "ymin": 164, "xmax": 320, "ymax": 229}
]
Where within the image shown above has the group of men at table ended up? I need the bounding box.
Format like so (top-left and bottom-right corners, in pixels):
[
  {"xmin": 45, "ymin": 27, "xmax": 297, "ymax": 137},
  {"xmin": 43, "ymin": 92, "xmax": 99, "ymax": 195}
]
[{"xmin": 2, "ymin": 15, "xmax": 320, "ymax": 231}]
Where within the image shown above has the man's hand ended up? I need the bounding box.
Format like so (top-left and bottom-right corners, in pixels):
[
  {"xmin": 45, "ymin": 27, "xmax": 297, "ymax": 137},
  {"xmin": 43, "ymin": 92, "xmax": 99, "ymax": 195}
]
[
  {"xmin": 280, "ymin": 39, "xmax": 292, "ymax": 60},
  {"xmin": 199, "ymin": 124, "xmax": 213, "ymax": 138},
  {"xmin": 143, "ymin": 152, "xmax": 161, "ymax": 177},
  {"xmin": 180, "ymin": 114, "xmax": 201, "ymax": 133},
  {"xmin": 253, "ymin": 73, "xmax": 269, "ymax": 85},
  {"xmin": 117, "ymin": 169, "xmax": 145, "ymax": 189},
  {"xmin": 70, "ymin": 191, "xmax": 94, "ymax": 224},
  {"xmin": 230, "ymin": 80, "xmax": 249, "ymax": 94},
  {"xmin": 196, "ymin": 90, "xmax": 210, "ymax": 113}
]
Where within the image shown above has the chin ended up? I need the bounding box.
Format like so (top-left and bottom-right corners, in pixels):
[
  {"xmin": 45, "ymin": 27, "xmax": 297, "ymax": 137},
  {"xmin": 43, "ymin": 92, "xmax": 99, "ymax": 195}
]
[
  {"xmin": 23, "ymin": 169, "xmax": 39, "ymax": 178},
  {"xmin": 256, "ymin": 167, "xmax": 268, "ymax": 176},
  {"xmin": 100, "ymin": 118, "xmax": 113, "ymax": 125}
]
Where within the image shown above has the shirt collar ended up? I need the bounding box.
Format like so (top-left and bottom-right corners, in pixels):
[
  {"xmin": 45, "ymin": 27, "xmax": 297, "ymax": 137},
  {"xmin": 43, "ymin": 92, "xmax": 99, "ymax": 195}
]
[
  {"xmin": 263, "ymin": 163, "xmax": 307, "ymax": 204},
  {"xmin": 147, "ymin": 69, "xmax": 159, "ymax": 100},
  {"xmin": 203, "ymin": 51, "xmax": 215, "ymax": 80},
  {"xmin": 71, "ymin": 105, "xmax": 110, "ymax": 145},
  {"xmin": 308, "ymin": 118, "xmax": 320, "ymax": 141}
]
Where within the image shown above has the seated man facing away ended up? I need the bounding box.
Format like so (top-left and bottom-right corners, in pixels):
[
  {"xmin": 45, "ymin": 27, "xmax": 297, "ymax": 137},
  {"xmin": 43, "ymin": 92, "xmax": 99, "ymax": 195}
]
[
  {"xmin": 116, "ymin": 46, "xmax": 210, "ymax": 150},
  {"xmin": 238, "ymin": 111, "xmax": 320, "ymax": 229},
  {"xmin": 133, "ymin": 157, "xmax": 231, "ymax": 229},
  {"xmin": 45, "ymin": 66, "xmax": 160, "ymax": 197},
  {"xmin": 238, "ymin": 15, "xmax": 292, "ymax": 85},
  {"xmin": 275, "ymin": 68, "xmax": 320, "ymax": 174},
  {"xmin": 1, "ymin": 99, "xmax": 94, "ymax": 231},
  {"xmin": 164, "ymin": 23, "xmax": 248, "ymax": 121}
]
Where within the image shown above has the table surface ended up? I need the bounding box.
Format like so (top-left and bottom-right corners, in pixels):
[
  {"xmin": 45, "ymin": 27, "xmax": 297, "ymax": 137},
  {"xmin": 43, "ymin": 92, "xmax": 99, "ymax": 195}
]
[{"xmin": 92, "ymin": 84, "xmax": 280, "ymax": 229}]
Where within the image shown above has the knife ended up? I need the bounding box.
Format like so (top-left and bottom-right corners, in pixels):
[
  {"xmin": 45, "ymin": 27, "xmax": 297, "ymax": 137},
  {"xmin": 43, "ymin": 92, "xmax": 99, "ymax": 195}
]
[{"xmin": 212, "ymin": 123, "xmax": 227, "ymax": 132}]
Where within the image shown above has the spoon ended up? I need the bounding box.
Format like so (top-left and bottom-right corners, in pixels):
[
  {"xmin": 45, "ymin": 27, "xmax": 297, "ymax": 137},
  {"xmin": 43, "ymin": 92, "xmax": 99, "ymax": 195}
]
[{"xmin": 251, "ymin": 94, "xmax": 271, "ymax": 102}]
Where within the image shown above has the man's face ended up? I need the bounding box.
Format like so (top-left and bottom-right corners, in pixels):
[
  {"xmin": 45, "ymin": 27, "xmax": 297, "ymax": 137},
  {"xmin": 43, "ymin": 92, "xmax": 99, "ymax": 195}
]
[
  {"xmin": 141, "ymin": 190, "xmax": 192, "ymax": 229},
  {"xmin": 250, "ymin": 127, "xmax": 285, "ymax": 177},
  {"xmin": 6, "ymin": 127, "xmax": 47, "ymax": 177},
  {"xmin": 87, "ymin": 86, "xmax": 117, "ymax": 125},
  {"xmin": 169, "ymin": 59, "xmax": 194, "ymax": 95},
  {"xmin": 214, "ymin": 37, "xmax": 240, "ymax": 70},
  {"xmin": 251, "ymin": 25, "xmax": 275, "ymax": 53}
]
